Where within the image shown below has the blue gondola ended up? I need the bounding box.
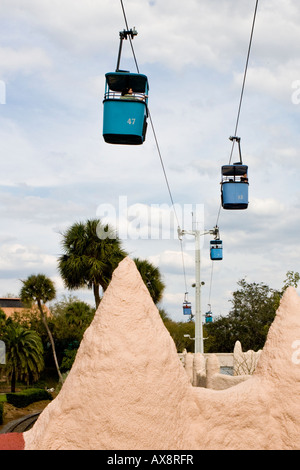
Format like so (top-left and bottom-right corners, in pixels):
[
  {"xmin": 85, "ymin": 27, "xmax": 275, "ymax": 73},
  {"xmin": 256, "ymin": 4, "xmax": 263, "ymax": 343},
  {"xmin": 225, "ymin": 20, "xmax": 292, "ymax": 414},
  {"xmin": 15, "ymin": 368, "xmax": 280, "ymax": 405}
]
[
  {"xmin": 183, "ymin": 301, "xmax": 192, "ymax": 315},
  {"xmin": 103, "ymin": 28, "xmax": 149, "ymax": 145},
  {"xmin": 221, "ymin": 163, "xmax": 249, "ymax": 209},
  {"xmin": 205, "ymin": 311, "xmax": 213, "ymax": 323},
  {"xmin": 183, "ymin": 292, "xmax": 192, "ymax": 316},
  {"xmin": 221, "ymin": 137, "xmax": 249, "ymax": 210},
  {"xmin": 210, "ymin": 239, "xmax": 223, "ymax": 260}
]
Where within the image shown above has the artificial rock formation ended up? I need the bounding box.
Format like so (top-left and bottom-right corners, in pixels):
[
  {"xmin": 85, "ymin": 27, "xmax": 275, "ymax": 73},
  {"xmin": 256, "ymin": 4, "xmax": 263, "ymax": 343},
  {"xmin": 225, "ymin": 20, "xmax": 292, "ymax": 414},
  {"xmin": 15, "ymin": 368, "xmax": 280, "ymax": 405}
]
[
  {"xmin": 233, "ymin": 340, "xmax": 261, "ymax": 375},
  {"xmin": 22, "ymin": 257, "xmax": 300, "ymax": 450},
  {"xmin": 23, "ymin": 256, "xmax": 198, "ymax": 450}
]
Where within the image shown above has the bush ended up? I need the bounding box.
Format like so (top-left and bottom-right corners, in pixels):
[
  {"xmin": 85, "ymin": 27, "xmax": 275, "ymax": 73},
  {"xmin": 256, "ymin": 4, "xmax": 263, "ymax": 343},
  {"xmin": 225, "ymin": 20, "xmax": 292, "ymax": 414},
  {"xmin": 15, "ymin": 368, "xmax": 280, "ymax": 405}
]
[
  {"xmin": 0, "ymin": 402, "xmax": 3, "ymax": 424},
  {"xmin": 6, "ymin": 388, "xmax": 52, "ymax": 408}
]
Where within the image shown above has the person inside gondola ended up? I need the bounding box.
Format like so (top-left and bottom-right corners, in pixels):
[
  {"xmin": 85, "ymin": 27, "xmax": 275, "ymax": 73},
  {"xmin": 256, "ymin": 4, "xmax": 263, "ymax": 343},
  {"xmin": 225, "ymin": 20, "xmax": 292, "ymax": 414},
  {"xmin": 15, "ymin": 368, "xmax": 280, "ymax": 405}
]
[
  {"xmin": 241, "ymin": 173, "xmax": 248, "ymax": 183},
  {"xmin": 121, "ymin": 87, "xmax": 133, "ymax": 99},
  {"xmin": 120, "ymin": 87, "xmax": 146, "ymax": 101}
]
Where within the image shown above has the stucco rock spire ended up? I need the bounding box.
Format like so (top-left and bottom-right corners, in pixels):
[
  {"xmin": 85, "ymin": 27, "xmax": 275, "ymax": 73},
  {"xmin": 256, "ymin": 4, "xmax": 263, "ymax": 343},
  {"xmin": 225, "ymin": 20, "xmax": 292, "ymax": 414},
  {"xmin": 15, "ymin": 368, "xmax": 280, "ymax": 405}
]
[
  {"xmin": 24, "ymin": 257, "xmax": 197, "ymax": 450},
  {"xmin": 23, "ymin": 259, "xmax": 300, "ymax": 450}
]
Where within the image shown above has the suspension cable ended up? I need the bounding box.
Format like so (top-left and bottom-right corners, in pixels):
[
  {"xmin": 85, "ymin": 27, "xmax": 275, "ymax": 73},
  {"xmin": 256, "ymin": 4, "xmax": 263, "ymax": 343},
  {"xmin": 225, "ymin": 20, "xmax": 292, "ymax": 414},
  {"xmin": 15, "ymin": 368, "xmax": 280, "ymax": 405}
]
[
  {"xmin": 119, "ymin": 0, "xmax": 259, "ymax": 315},
  {"xmin": 229, "ymin": 0, "xmax": 259, "ymax": 164},
  {"xmin": 119, "ymin": 0, "xmax": 189, "ymax": 296},
  {"xmin": 210, "ymin": 0, "xmax": 259, "ymax": 310},
  {"xmin": 120, "ymin": 0, "xmax": 140, "ymax": 73}
]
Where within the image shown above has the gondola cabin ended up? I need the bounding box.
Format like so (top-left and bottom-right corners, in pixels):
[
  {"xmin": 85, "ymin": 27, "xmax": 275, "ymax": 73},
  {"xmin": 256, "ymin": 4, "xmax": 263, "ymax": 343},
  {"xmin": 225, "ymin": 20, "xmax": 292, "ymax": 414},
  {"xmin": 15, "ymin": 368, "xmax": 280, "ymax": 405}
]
[
  {"xmin": 183, "ymin": 301, "xmax": 192, "ymax": 316},
  {"xmin": 205, "ymin": 311, "xmax": 213, "ymax": 323},
  {"xmin": 221, "ymin": 162, "xmax": 249, "ymax": 210},
  {"xmin": 103, "ymin": 71, "xmax": 149, "ymax": 145},
  {"xmin": 210, "ymin": 239, "xmax": 223, "ymax": 260}
]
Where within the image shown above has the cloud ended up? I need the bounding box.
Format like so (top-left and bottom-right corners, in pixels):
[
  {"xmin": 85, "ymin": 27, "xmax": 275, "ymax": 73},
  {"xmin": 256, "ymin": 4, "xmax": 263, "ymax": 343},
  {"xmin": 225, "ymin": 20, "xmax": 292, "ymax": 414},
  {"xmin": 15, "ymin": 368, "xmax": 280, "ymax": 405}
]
[
  {"xmin": 0, "ymin": 46, "xmax": 51, "ymax": 77},
  {"xmin": 0, "ymin": 243, "xmax": 57, "ymax": 274},
  {"xmin": 0, "ymin": 0, "xmax": 300, "ymax": 322}
]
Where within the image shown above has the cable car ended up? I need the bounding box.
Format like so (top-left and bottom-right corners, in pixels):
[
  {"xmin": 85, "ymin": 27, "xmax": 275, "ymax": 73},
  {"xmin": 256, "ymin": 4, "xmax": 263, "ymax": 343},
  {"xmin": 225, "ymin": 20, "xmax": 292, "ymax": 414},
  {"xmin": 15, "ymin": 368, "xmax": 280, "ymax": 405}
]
[
  {"xmin": 210, "ymin": 239, "xmax": 223, "ymax": 260},
  {"xmin": 221, "ymin": 137, "xmax": 249, "ymax": 210},
  {"xmin": 183, "ymin": 292, "xmax": 192, "ymax": 316},
  {"xmin": 205, "ymin": 311, "xmax": 213, "ymax": 323},
  {"xmin": 103, "ymin": 28, "xmax": 149, "ymax": 145},
  {"xmin": 103, "ymin": 71, "xmax": 149, "ymax": 145}
]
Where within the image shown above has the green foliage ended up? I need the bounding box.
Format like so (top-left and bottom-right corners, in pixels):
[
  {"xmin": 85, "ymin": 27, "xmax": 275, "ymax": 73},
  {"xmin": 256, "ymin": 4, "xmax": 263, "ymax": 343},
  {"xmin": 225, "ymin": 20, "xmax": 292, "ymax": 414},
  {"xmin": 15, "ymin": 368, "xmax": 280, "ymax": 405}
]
[
  {"xmin": 160, "ymin": 309, "xmax": 195, "ymax": 352},
  {"xmin": 10, "ymin": 308, "xmax": 46, "ymax": 342},
  {"xmin": 49, "ymin": 296, "xmax": 95, "ymax": 371},
  {"xmin": 50, "ymin": 295, "xmax": 95, "ymax": 339},
  {"xmin": 4, "ymin": 323, "xmax": 44, "ymax": 392},
  {"xmin": 205, "ymin": 271, "xmax": 300, "ymax": 353},
  {"xmin": 206, "ymin": 279, "xmax": 279, "ymax": 352},
  {"xmin": 134, "ymin": 258, "xmax": 165, "ymax": 304},
  {"xmin": 20, "ymin": 274, "xmax": 56, "ymax": 306},
  {"xmin": 0, "ymin": 309, "xmax": 6, "ymax": 330},
  {"xmin": 6, "ymin": 388, "xmax": 52, "ymax": 408},
  {"xmin": 60, "ymin": 349, "xmax": 77, "ymax": 371},
  {"xmin": 282, "ymin": 270, "xmax": 300, "ymax": 292},
  {"xmin": 58, "ymin": 219, "xmax": 127, "ymax": 308},
  {"xmin": 19, "ymin": 273, "xmax": 64, "ymax": 383}
]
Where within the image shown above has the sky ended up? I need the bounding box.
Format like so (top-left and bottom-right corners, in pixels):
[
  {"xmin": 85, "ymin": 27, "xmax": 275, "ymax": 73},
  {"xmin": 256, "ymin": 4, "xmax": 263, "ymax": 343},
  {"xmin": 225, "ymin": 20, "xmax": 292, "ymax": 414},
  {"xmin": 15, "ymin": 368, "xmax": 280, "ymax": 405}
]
[{"xmin": 1, "ymin": 0, "xmax": 300, "ymax": 322}]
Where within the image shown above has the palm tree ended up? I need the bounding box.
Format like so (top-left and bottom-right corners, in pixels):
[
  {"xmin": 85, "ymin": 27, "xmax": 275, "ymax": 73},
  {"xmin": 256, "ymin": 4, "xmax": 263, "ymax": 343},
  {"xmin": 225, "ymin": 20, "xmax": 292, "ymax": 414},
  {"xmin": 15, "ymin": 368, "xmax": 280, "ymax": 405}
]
[
  {"xmin": 133, "ymin": 258, "xmax": 165, "ymax": 304},
  {"xmin": 58, "ymin": 219, "xmax": 127, "ymax": 309},
  {"xmin": 20, "ymin": 274, "xmax": 63, "ymax": 383},
  {"xmin": 4, "ymin": 323, "xmax": 44, "ymax": 392}
]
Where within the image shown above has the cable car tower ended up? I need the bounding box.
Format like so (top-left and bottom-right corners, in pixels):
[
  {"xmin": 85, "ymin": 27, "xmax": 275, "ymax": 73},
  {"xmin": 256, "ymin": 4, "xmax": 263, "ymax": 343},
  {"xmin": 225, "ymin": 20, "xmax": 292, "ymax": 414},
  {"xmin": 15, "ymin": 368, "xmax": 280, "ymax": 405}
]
[{"xmin": 178, "ymin": 224, "xmax": 219, "ymax": 354}]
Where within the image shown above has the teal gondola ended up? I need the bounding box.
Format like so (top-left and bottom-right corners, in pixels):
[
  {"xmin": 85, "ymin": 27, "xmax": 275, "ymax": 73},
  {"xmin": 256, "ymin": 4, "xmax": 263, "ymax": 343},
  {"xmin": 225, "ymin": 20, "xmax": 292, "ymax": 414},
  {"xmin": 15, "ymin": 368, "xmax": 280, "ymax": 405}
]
[
  {"xmin": 103, "ymin": 71, "xmax": 149, "ymax": 145},
  {"xmin": 205, "ymin": 311, "xmax": 213, "ymax": 323},
  {"xmin": 103, "ymin": 28, "xmax": 149, "ymax": 145}
]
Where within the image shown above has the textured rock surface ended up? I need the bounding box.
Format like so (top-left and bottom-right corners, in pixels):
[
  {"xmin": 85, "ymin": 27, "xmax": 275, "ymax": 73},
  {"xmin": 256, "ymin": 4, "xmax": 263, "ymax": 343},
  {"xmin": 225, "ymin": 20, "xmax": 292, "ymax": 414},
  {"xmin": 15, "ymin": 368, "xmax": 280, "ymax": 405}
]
[
  {"xmin": 192, "ymin": 286, "xmax": 300, "ymax": 449},
  {"xmin": 24, "ymin": 257, "xmax": 198, "ymax": 450},
  {"xmin": 23, "ymin": 257, "xmax": 300, "ymax": 450}
]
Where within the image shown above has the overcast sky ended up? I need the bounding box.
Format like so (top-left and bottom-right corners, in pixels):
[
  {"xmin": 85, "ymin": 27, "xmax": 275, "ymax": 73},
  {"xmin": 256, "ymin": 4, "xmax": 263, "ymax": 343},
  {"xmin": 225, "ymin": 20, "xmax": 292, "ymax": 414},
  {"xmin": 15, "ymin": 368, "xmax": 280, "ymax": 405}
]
[{"xmin": 1, "ymin": 0, "xmax": 300, "ymax": 322}]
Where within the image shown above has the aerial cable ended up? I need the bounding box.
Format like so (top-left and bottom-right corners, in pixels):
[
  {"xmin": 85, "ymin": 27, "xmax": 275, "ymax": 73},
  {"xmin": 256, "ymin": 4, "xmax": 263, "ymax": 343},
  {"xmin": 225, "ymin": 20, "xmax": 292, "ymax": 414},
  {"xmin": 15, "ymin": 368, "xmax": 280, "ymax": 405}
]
[
  {"xmin": 119, "ymin": 0, "xmax": 189, "ymax": 297},
  {"xmin": 216, "ymin": 0, "xmax": 259, "ymax": 228},
  {"xmin": 210, "ymin": 0, "xmax": 259, "ymax": 307},
  {"xmin": 229, "ymin": 0, "xmax": 259, "ymax": 164},
  {"xmin": 120, "ymin": 0, "xmax": 140, "ymax": 73}
]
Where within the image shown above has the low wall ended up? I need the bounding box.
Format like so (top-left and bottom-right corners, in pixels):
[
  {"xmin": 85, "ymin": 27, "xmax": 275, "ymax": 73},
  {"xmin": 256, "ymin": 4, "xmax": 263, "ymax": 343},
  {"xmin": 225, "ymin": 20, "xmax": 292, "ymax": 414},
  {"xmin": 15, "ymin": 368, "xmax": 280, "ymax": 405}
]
[
  {"xmin": 179, "ymin": 352, "xmax": 233, "ymax": 369},
  {"xmin": 180, "ymin": 342, "xmax": 259, "ymax": 390}
]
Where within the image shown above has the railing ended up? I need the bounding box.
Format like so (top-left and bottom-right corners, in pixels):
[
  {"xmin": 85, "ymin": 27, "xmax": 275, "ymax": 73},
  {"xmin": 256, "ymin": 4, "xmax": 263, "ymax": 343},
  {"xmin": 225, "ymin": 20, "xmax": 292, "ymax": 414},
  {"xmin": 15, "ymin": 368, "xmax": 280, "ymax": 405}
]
[
  {"xmin": 222, "ymin": 175, "xmax": 249, "ymax": 183},
  {"xmin": 104, "ymin": 91, "xmax": 147, "ymax": 101}
]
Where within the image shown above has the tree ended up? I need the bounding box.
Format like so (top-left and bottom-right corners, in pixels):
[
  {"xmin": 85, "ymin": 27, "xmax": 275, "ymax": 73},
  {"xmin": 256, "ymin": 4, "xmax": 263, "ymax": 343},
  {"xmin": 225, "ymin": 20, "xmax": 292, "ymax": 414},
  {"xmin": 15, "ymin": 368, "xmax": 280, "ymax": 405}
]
[
  {"xmin": 20, "ymin": 274, "xmax": 63, "ymax": 383},
  {"xmin": 282, "ymin": 270, "xmax": 300, "ymax": 293},
  {"xmin": 159, "ymin": 309, "xmax": 195, "ymax": 352},
  {"xmin": 4, "ymin": 323, "xmax": 44, "ymax": 392},
  {"xmin": 58, "ymin": 219, "xmax": 127, "ymax": 309},
  {"xmin": 205, "ymin": 279, "xmax": 280, "ymax": 352},
  {"xmin": 134, "ymin": 258, "xmax": 165, "ymax": 304},
  {"xmin": 0, "ymin": 309, "xmax": 6, "ymax": 332},
  {"xmin": 49, "ymin": 296, "xmax": 95, "ymax": 371}
]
